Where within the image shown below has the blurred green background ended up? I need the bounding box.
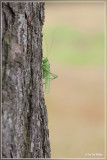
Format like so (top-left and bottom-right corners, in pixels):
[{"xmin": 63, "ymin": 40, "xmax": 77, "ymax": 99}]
[{"xmin": 42, "ymin": 2, "xmax": 105, "ymax": 158}]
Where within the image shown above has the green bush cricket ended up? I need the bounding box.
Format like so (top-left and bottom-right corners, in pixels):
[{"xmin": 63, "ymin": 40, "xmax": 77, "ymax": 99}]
[{"xmin": 42, "ymin": 31, "xmax": 58, "ymax": 93}]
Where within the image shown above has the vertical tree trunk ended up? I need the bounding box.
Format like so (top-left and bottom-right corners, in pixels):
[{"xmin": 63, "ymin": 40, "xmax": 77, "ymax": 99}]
[{"xmin": 2, "ymin": 2, "xmax": 51, "ymax": 158}]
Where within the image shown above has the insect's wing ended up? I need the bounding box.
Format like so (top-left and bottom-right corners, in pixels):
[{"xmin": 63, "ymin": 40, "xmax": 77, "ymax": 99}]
[
  {"xmin": 45, "ymin": 64, "xmax": 50, "ymax": 94},
  {"xmin": 43, "ymin": 70, "xmax": 46, "ymax": 79},
  {"xmin": 45, "ymin": 71, "xmax": 50, "ymax": 93}
]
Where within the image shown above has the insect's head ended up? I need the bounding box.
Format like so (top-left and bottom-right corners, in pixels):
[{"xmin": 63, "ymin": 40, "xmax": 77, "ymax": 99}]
[{"xmin": 43, "ymin": 57, "xmax": 49, "ymax": 63}]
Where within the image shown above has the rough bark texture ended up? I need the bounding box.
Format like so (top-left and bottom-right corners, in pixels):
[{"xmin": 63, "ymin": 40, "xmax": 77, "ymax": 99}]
[{"xmin": 2, "ymin": 2, "xmax": 51, "ymax": 158}]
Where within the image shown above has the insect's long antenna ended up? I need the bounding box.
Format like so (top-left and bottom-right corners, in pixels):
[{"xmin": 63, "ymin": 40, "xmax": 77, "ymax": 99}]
[
  {"xmin": 43, "ymin": 30, "xmax": 49, "ymax": 57},
  {"xmin": 48, "ymin": 29, "xmax": 56, "ymax": 58},
  {"xmin": 43, "ymin": 29, "xmax": 57, "ymax": 58}
]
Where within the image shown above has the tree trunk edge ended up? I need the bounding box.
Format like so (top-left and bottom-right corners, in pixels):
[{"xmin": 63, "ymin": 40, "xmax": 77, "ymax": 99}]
[{"xmin": 2, "ymin": 2, "xmax": 51, "ymax": 158}]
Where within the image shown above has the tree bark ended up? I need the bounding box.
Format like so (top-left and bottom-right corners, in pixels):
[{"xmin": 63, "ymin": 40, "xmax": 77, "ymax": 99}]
[{"xmin": 2, "ymin": 2, "xmax": 51, "ymax": 158}]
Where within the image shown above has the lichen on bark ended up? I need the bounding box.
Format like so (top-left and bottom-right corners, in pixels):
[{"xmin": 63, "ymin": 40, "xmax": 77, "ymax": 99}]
[{"xmin": 2, "ymin": 2, "xmax": 51, "ymax": 158}]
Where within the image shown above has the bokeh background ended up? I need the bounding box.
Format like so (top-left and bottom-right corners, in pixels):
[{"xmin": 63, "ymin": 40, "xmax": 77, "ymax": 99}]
[{"xmin": 42, "ymin": 2, "xmax": 105, "ymax": 158}]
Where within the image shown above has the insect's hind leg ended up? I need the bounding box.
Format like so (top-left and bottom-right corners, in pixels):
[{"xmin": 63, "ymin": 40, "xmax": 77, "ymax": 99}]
[{"xmin": 50, "ymin": 72, "xmax": 58, "ymax": 79}]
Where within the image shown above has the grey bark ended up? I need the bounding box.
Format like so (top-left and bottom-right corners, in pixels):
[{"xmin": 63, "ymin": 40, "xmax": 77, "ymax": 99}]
[{"xmin": 2, "ymin": 2, "xmax": 51, "ymax": 158}]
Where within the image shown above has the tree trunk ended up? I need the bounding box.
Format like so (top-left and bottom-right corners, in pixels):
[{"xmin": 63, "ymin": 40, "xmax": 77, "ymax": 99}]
[{"xmin": 2, "ymin": 2, "xmax": 51, "ymax": 158}]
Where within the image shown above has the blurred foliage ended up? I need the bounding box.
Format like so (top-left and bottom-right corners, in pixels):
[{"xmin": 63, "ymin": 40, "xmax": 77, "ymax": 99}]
[
  {"xmin": 43, "ymin": 26, "xmax": 104, "ymax": 66},
  {"xmin": 42, "ymin": 3, "xmax": 104, "ymax": 158}
]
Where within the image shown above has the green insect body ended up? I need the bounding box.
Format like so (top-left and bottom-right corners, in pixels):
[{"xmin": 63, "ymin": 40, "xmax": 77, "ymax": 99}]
[{"xmin": 42, "ymin": 57, "xmax": 57, "ymax": 93}]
